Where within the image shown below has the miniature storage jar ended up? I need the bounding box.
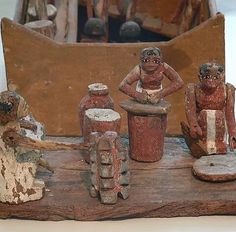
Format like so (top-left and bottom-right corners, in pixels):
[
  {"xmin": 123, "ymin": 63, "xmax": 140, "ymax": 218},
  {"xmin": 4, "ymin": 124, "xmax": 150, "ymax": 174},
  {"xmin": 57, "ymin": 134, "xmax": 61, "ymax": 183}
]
[{"xmin": 79, "ymin": 83, "xmax": 114, "ymax": 137}]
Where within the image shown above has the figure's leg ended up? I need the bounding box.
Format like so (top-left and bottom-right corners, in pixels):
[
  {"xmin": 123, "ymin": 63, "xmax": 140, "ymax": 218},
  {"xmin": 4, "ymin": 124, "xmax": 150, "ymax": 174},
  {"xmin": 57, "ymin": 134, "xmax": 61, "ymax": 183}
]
[
  {"xmin": 198, "ymin": 110, "xmax": 227, "ymax": 154},
  {"xmin": 180, "ymin": 121, "xmax": 207, "ymax": 158}
]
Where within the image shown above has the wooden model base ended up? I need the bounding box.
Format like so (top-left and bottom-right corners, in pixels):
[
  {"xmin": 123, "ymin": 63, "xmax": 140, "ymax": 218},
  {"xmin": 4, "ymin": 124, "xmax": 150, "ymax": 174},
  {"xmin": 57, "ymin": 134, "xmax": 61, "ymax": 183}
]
[{"xmin": 1, "ymin": 136, "xmax": 236, "ymax": 221}]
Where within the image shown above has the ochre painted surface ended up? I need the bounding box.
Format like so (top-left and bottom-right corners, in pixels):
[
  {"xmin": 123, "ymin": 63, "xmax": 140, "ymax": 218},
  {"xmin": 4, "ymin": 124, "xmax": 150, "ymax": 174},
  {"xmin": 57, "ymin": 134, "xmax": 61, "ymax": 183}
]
[{"xmin": 1, "ymin": 15, "xmax": 224, "ymax": 136}]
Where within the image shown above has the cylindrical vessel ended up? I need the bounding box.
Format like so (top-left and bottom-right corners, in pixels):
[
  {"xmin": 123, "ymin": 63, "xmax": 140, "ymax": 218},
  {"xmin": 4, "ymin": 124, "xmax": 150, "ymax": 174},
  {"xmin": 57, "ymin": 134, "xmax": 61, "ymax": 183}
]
[
  {"xmin": 79, "ymin": 83, "xmax": 114, "ymax": 137},
  {"xmin": 83, "ymin": 108, "xmax": 120, "ymax": 142},
  {"xmin": 128, "ymin": 113, "xmax": 167, "ymax": 162},
  {"xmin": 120, "ymin": 99, "xmax": 171, "ymax": 162}
]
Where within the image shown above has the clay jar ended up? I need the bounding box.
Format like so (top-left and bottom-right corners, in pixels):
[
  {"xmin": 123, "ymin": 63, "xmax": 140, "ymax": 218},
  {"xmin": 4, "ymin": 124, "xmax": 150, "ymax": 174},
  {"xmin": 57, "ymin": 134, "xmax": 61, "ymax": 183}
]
[{"xmin": 79, "ymin": 83, "xmax": 114, "ymax": 137}]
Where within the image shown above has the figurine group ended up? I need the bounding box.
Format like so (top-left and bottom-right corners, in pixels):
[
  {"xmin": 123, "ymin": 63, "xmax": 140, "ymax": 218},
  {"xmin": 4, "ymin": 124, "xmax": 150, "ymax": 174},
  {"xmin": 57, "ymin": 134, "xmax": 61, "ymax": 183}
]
[
  {"xmin": 120, "ymin": 47, "xmax": 236, "ymax": 160},
  {"xmin": 0, "ymin": 47, "xmax": 235, "ymax": 206}
]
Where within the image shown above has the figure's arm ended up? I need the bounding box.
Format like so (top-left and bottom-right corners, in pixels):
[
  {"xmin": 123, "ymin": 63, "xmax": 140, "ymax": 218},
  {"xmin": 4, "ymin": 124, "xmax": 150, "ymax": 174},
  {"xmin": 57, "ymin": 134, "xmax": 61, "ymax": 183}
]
[
  {"xmin": 170, "ymin": 0, "xmax": 187, "ymax": 23},
  {"xmin": 127, "ymin": 0, "xmax": 137, "ymax": 21},
  {"xmin": 94, "ymin": 0, "xmax": 108, "ymax": 21},
  {"xmin": 86, "ymin": 0, "xmax": 94, "ymax": 18},
  {"xmin": 19, "ymin": 119, "xmax": 37, "ymax": 132},
  {"xmin": 116, "ymin": 0, "xmax": 124, "ymax": 16},
  {"xmin": 185, "ymin": 83, "xmax": 202, "ymax": 138},
  {"xmin": 2, "ymin": 128, "xmax": 89, "ymax": 151},
  {"xmin": 119, "ymin": 65, "xmax": 148, "ymax": 103},
  {"xmin": 225, "ymin": 83, "xmax": 236, "ymax": 150},
  {"xmin": 160, "ymin": 63, "xmax": 184, "ymax": 98}
]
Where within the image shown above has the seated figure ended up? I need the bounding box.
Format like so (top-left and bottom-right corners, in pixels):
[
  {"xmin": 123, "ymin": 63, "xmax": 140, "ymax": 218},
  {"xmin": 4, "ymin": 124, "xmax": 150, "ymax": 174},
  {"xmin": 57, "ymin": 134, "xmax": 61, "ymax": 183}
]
[
  {"xmin": 0, "ymin": 91, "xmax": 46, "ymax": 204},
  {"xmin": 181, "ymin": 63, "xmax": 236, "ymax": 157}
]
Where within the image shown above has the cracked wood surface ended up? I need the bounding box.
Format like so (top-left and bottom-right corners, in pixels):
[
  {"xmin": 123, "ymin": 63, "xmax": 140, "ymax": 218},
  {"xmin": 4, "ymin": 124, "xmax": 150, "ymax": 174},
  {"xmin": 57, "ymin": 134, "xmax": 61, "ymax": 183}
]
[{"xmin": 1, "ymin": 136, "xmax": 236, "ymax": 221}]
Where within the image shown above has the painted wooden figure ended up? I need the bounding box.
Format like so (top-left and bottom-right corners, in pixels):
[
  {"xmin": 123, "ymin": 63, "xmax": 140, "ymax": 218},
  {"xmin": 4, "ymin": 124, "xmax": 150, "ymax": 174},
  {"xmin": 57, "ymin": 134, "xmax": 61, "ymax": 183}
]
[
  {"xmin": 0, "ymin": 91, "xmax": 46, "ymax": 204},
  {"xmin": 119, "ymin": 47, "xmax": 184, "ymax": 162},
  {"xmin": 85, "ymin": 0, "xmax": 108, "ymax": 42},
  {"xmin": 181, "ymin": 63, "xmax": 236, "ymax": 158},
  {"xmin": 0, "ymin": 91, "xmax": 88, "ymax": 204},
  {"xmin": 81, "ymin": 17, "xmax": 106, "ymax": 43},
  {"xmin": 119, "ymin": 20, "xmax": 141, "ymax": 43},
  {"xmin": 119, "ymin": 47, "xmax": 184, "ymax": 104}
]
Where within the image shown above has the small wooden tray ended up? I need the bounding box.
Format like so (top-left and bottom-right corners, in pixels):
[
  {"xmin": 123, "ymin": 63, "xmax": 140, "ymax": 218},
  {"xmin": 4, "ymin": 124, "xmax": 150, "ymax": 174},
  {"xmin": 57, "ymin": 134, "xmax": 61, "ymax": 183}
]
[{"xmin": 0, "ymin": 136, "xmax": 236, "ymax": 221}]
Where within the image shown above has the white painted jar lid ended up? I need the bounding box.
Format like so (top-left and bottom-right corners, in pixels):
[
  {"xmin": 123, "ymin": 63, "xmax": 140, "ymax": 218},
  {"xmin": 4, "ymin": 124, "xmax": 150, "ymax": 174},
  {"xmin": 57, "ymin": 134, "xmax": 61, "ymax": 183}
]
[{"xmin": 85, "ymin": 108, "xmax": 120, "ymax": 122}]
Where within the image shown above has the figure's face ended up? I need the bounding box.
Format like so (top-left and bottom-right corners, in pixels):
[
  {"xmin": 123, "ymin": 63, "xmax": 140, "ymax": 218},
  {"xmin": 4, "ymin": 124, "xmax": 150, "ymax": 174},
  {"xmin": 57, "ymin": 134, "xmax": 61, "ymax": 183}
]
[
  {"xmin": 199, "ymin": 70, "xmax": 224, "ymax": 89},
  {"xmin": 141, "ymin": 55, "xmax": 162, "ymax": 72},
  {"xmin": 199, "ymin": 71, "xmax": 224, "ymax": 89},
  {"xmin": 0, "ymin": 92, "xmax": 19, "ymax": 125}
]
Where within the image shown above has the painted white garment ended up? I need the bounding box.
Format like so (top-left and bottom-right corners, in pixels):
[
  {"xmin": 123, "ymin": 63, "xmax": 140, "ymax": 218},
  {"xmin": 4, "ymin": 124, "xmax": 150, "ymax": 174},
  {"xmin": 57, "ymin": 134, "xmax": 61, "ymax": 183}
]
[{"xmin": 136, "ymin": 80, "xmax": 162, "ymax": 94}]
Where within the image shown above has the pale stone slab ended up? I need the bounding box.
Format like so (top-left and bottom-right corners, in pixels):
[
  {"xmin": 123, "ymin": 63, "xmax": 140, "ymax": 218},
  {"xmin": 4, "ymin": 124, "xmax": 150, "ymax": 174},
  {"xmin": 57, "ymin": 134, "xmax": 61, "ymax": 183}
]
[{"xmin": 193, "ymin": 155, "xmax": 236, "ymax": 182}]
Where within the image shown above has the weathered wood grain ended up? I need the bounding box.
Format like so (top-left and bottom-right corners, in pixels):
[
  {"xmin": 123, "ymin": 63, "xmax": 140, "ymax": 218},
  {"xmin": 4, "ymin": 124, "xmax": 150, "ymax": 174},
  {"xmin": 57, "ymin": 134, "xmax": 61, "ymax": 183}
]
[{"xmin": 1, "ymin": 136, "xmax": 236, "ymax": 221}]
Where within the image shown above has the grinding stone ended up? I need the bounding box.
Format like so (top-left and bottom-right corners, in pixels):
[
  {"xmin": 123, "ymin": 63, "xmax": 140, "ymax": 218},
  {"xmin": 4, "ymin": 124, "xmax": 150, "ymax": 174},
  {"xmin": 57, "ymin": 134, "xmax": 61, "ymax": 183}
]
[{"xmin": 193, "ymin": 155, "xmax": 236, "ymax": 182}]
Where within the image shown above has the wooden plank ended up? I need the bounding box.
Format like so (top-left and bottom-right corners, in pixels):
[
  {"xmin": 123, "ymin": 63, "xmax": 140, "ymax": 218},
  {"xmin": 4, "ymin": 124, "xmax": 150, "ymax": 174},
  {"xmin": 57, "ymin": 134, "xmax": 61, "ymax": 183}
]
[{"xmin": 1, "ymin": 136, "xmax": 236, "ymax": 221}]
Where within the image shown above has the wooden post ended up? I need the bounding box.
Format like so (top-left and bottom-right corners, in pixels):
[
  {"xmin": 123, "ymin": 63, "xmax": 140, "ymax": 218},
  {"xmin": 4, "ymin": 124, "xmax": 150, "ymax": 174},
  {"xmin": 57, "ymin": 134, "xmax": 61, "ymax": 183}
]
[
  {"xmin": 67, "ymin": 0, "xmax": 79, "ymax": 43},
  {"xmin": 14, "ymin": 0, "xmax": 30, "ymax": 24},
  {"xmin": 54, "ymin": 0, "xmax": 68, "ymax": 42}
]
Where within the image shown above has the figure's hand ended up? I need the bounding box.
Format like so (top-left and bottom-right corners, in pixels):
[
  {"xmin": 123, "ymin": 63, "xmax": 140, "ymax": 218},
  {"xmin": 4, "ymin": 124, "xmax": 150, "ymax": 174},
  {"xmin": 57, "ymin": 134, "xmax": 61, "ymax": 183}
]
[
  {"xmin": 134, "ymin": 90, "xmax": 148, "ymax": 104},
  {"xmin": 229, "ymin": 135, "xmax": 236, "ymax": 151},
  {"xmin": 20, "ymin": 119, "xmax": 37, "ymax": 132},
  {"xmin": 190, "ymin": 124, "xmax": 202, "ymax": 139},
  {"xmin": 2, "ymin": 128, "xmax": 20, "ymax": 148},
  {"xmin": 148, "ymin": 91, "xmax": 162, "ymax": 104}
]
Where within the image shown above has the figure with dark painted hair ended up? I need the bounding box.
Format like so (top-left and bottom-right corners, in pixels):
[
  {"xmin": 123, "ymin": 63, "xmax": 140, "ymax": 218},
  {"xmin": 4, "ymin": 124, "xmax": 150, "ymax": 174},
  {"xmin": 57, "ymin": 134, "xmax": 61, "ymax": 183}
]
[
  {"xmin": 119, "ymin": 47, "xmax": 184, "ymax": 104},
  {"xmin": 85, "ymin": 0, "xmax": 109, "ymax": 42},
  {"xmin": 81, "ymin": 17, "xmax": 106, "ymax": 42},
  {"xmin": 181, "ymin": 63, "xmax": 236, "ymax": 158},
  {"xmin": 119, "ymin": 20, "xmax": 141, "ymax": 42}
]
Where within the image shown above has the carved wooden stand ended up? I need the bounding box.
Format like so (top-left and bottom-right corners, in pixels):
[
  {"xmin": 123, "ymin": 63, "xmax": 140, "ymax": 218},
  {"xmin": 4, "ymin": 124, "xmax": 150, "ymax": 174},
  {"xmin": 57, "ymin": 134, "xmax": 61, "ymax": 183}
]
[{"xmin": 120, "ymin": 99, "xmax": 171, "ymax": 162}]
